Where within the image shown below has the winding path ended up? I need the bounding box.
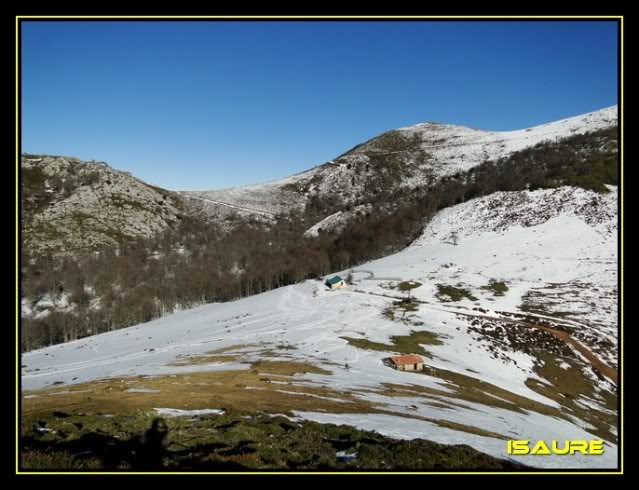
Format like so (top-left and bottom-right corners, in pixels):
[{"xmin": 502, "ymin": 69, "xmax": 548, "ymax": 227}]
[
  {"xmin": 180, "ymin": 193, "xmax": 276, "ymax": 218},
  {"xmin": 434, "ymin": 308, "xmax": 618, "ymax": 386}
]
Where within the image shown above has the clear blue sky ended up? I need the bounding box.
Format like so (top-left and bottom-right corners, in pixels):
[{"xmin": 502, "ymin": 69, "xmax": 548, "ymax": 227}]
[{"xmin": 21, "ymin": 21, "xmax": 618, "ymax": 190}]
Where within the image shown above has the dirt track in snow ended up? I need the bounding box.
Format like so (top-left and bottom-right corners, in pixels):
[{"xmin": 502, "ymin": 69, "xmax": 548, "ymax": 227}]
[{"xmin": 433, "ymin": 306, "xmax": 618, "ymax": 386}]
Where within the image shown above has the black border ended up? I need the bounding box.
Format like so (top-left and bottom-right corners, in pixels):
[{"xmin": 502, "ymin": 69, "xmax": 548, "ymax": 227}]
[{"xmin": 15, "ymin": 15, "xmax": 624, "ymax": 477}]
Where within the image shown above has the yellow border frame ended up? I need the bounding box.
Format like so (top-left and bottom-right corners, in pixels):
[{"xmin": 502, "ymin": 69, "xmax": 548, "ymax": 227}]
[{"xmin": 15, "ymin": 14, "xmax": 623, "ymax": 476}]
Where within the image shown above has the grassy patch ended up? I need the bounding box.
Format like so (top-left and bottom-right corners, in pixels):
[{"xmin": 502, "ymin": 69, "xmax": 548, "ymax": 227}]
[
  {"xmin": 341, "ymin": 330, "xmax": 442, "ymax": 357},
  {"xmin": 22, "ymin": 449, "xmax": 103, "ymax": 470},
  {"xmin": 520, "ymin": 302, "xmax": 572, "ymax": 318},
  {"xmin": 382, "ymin": 307, "xmax": 395, "ymax": 321},
  {"xmin": 206, "ymin": 344, "xmax": 249, "ymax": 355},
  {"xmin": 418, "ymin": 367, "xmax": 560, "ymax": 416},
  {"xmin": 169, "ymin": 353, "xmax": 242, "ymax": 366},
  {"xmin": 168, "ymin": 344, "xmax": 256, "ymax": 367},
  {"xmin": 22, "ymin": 362, "xmax": 352, "ymax": 420},
  {"xmin": 481, "ymin": 280, "xmax": 509, "ymax": 297},
  {"xmin": 20, "ymin": 411, "xmax": 522, "ymax": 470},
  {"xmin": 525, "ymin": 354, "xmax": 617, "ymax": 443},
  {"xmin": 410, "ymin": 415, "xmax": 507, "ymax": 440},
  {"xmin": 382, "ymin": 374, "xmax": 526, "ymax": 415},
  {"xmin": 394, "ymin": 298, "xmax": 419, "ymax": 313},
  {"xmin": 398, "ymin": 281, "xmax": 422, "ymax": 291},
  {"xmin": 375, "ymin": 366, "xmax": 582, "ymax": 430},
  {"xmin": 436, "ymin": 284, "xmax": 478, "ymax": 302},
  {"xmin": 397, "ymin": 281, "xmax": 422, "ymax": 294},
  {"xmin": 250, "ymin": 361, "xmax": 331, "ymax": 376}
]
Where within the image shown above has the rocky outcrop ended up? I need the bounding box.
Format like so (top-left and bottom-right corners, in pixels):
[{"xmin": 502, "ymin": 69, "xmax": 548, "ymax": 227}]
[{"xmin": 22, "ymin": 155, "xmax": 183, "ymax": 255}]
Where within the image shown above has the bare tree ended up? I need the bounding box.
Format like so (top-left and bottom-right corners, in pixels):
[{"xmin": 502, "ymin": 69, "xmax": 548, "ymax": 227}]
[{"xmin": 446, "ymin": 231, "xmax": 459, "ymax": 246}]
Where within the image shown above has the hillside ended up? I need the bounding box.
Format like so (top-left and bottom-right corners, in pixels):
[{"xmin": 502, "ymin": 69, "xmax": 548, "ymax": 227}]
[
  {"xmin": 22, "ymin": 185, "xmax": 619, "ymax": 470},
  {"xmin": 21, "ymin": 155, "xmax": 187, "ymax": 256}
]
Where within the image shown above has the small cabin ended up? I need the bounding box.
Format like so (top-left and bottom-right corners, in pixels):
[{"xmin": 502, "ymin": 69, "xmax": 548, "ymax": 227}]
[
  {"xmin": 325, "ymin": 275, "xmax": 347, "ymax": 289},
  {"xmin": 388, "ymin": 354, "xmax": 424, "ymax": 372}
]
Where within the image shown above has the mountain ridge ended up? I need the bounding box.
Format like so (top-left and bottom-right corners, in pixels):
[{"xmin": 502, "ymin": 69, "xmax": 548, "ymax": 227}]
[{"xmin": 184, "ymin": 105, "xmax": 617, "ymax": 219}]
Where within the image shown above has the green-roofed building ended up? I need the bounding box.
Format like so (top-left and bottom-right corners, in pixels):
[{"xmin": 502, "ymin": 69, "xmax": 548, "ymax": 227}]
[{"xmin": 325, "ymin": 275, "xmax": 347, "ymax": 290}]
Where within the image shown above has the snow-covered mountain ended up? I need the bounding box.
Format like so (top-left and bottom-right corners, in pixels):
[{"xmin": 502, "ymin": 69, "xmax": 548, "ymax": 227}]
[
  {"xmin": 183, "ymin": 106, "xmax": 617, "ymax": 219},
  {"xmin": 21, "ymin": 106, "xmax": 617, "ymax": 253},
  {"xmin": 22, "ymin": 185, "xmax": 619, "ymax": 469}
]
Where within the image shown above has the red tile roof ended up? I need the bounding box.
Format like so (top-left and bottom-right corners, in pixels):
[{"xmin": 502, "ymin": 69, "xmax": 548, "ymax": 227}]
[{"xmin": 389, "ymin": 354, "xmax": 424, "ymax": 365}]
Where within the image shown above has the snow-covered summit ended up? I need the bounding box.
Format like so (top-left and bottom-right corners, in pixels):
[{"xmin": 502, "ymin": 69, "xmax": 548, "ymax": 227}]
[
  {"xmin": 185, "ymin": 106, "xmax": 618, "ymax": 217},
  {"xmin": 394, "ymin": 105, "xmax": 618, "ymax": 176}
]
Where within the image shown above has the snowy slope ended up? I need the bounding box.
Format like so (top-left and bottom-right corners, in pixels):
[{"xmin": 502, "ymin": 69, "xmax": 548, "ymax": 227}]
[
  {"xmin": 304, "ymin": 204, "xmax": 373, "ymax": 238},
  {"xmin": 357, "ymin": 186, "xmax": 617, "ymax": 372},
  {"xmin": 22, "ymin": 185, "xmax": 618, "ymax": 469}
]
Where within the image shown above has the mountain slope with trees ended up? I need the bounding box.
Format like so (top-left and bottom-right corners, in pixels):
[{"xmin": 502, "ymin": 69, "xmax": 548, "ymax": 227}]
[{"xmin": 20, "ymin": 108, "xmax": 618, "ymax": 351}]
